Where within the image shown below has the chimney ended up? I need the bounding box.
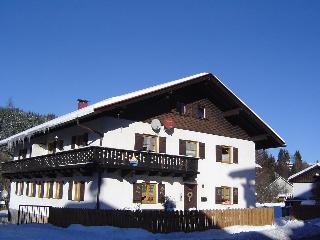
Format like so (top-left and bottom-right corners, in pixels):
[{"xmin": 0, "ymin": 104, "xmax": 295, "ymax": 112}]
[{"xmin": 77, "ymin": 99, "xmax": 88, "ymax": 109}]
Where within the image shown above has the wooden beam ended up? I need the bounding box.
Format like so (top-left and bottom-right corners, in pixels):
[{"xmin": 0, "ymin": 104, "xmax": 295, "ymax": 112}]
[
  {"xmin": 250, "ymin": 134, "xmax": 269, "ymax": 142},
  {"xmin": 223, "ymin": 108, "xmax": 242, "ymax": 118}
]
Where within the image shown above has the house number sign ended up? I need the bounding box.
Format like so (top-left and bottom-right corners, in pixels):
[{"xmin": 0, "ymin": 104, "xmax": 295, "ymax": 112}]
[{"xmin": 187, "ymin": 192, "xmax": 193, "ymax": 202}]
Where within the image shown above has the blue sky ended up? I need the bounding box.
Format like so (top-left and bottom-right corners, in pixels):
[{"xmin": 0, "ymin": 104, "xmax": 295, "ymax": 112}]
[{"xmin": 0, "ymin": 1, "xmax": 319, "ymax": 163}]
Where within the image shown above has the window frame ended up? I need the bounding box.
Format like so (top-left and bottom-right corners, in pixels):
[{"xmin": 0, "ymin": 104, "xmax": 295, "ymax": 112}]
[
  {"xmin": 221, "ymin": 186, "xmax": 232, "ymax": 205},
  {"xmin": 221, "ymin": 145, "xmax": 233, "ymax": 164},
  {"xmin": 185, "ymin": 140, "xmax": 198, "ymax": 157},
  {"xmin": 142, "ymin": 134, "xmax": 158, "ymax": 153},
  {"xmin": 141, "ymin": 182, "xmax": 157, "ymax": 204},
  {"xmin": 196, "ymin": 106, "xmax": 206, "ymax": 119}
]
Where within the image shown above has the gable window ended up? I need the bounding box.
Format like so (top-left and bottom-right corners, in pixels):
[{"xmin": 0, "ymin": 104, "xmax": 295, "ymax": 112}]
[
  {"xmin": 68, "ymin": 181, "xmax": 85, "ymax": 202},
  {"xmin": 133, "ymin": 182, "xmax": 160, "ymax": 204},
  {"xmin": 176, "ymin": 102, "xmax": 187, "ymax": 115},
  {"xmin": 71, "ymin": 133, "xmax": 88, "ymax": 149},
  {"xmin": 216, "ymin": 145, "xmax": 238, "ymax": 164},
  {"xmin": 222, "ymin": 146, "xmax": 232, "ymax": 163},
  {"xmin": 18, "ymin": 149, "xmax": 27, "ymax": 160},
  {"xmin": 186, "ymin": 141, "xmax": 197, "ymax": 157},
  {"xmin": 196, "ymin": 106, "xmax": 206, "ymax": 119},
  {"xmin": 142, "ymin": 135, "xmax": 157, "ymax": 152}
]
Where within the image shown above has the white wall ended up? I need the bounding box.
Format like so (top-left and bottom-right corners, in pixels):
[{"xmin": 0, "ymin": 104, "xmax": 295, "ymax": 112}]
[
  {"xmin": 293, "ymin": 183, "xmax": 314, "ymax": 199},
  {"xmin": 9, "ymin": 116, "xmax": 256, "ymax": 210}
]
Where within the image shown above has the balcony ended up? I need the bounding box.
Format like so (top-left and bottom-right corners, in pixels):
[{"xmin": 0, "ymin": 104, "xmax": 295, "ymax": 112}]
[{"xmin": 1, "ymin": 146, "xmax": 198, "ymax": 178}]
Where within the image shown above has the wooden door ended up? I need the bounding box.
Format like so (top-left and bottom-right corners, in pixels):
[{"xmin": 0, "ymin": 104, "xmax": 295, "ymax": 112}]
[{"xmin": 184, "ymin": 184, "xmax": 197, "ymax": 210}]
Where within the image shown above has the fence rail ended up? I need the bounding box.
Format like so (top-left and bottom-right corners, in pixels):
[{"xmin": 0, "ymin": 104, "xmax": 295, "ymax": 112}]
[{"xmin": 48, "ymin": 207, "xmax": 274, "ymax": 233}]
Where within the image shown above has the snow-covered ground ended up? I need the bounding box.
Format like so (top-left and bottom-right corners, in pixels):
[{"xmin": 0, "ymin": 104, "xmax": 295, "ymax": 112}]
[{"xmin": 1, "ymin": 218, "xmax": 320, "ymax": 240}]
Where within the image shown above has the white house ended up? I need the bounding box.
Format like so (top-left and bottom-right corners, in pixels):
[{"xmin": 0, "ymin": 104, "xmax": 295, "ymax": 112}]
[
  {"xmin": 0, "ymin": 73, "xmax": 285, "ymax": 222},
  {"xmin": 289, "ymin": 163, "xmax": 320, "ymax": 200},
  {"xmin": 267, "ymin": 176, "xmax": 293, "ymax": 201}
]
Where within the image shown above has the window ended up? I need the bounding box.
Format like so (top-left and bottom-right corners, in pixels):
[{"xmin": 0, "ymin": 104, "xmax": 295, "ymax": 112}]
[
  {"xmin": 176, "ymin": 102, "xmax": 186, "ymax": 115},
  {"xmin": 186, "ymin": 141, "xmax": 197, "ymax": 157},
  {"xmin": 15, "ymin": 182, "xmax": 23, "ymax": 196},
  {"xmin": 221, "ymin": 186, "xmax": 231, "ymax": 204},
  {"xmin": 141, "ymin": 182, "xmax": 157, "ymax": 204},
  {"xmin": 18, "ymin": 149, "xmax": 27, "ymax": 160},
  {"xmin": 71, "ymin": 133, "xmax": 88, "ymax": 149},
  {"xmin": 48, "ymin": 140, "xmax": 64, "ymax": 154},
  {"xmin": 54, "ymin": 182, "xmax": 63, "ymax": 199},
  {"xmin": 222, "ymin": 146, "xmax": 232, "ymax": 163},
  {"xmin": 68, "ymin": 181, "xmax": 85, "ymax": 202},
  {"xmin": 196, "ymin": 107, "xmax": 205, "ymax": 119},
  {"xmin": 142, "ymin": 135, "xmax": 157, "ymax": 152}
]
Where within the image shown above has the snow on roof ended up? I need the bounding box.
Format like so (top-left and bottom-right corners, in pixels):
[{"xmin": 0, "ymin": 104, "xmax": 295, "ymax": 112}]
[
  {"xmin": 0, "ymin": 72, "xmax": 285, "ymax": 148},
  {"xmin": 288, "ymin": 163, "xmax": 320, "ymax": 181},
  {"xmin": 0, "ymin": 73, "xmax": 209, "ymax": 147}
]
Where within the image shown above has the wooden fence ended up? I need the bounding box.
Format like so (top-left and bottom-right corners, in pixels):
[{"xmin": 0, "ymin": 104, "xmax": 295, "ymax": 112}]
[
  {"xmin": 290, "ymin": 205, "xmax": 320, "ymax": 220},
  {"xmin": 48, "ymin": 207, "xmax": 274, "ymax": 233}
]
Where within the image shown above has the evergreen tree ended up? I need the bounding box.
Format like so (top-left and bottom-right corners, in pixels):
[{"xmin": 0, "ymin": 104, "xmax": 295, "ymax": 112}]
[
  {"xmin": 291, "ymin": 150, "xmax": 303, "ymax": 175},
  {"xmin": 276, "ymin": 149, "xmax": 290, "ymax": 179}
]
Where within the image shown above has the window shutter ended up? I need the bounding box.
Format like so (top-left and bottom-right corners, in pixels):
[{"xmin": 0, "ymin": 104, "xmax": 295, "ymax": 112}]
[
  {"xmin": 134, "ymin": 133, "xmax": 144, "ymax": 151},
  {"xmin": 192, "ymin": 104, "xmax": 198, "ymax": 118},
  {"xmin": 199, "ymin": 142, "xmax": 205, "ymax": 159},
  {"xmin": 216, "ymin": 145, "xmax": 222, "ymax": 162},
  {"xmin": 49, "ymin": 182, "xmax": 54, "ymax": 198},
  {"xmin": 58, "ymin": 182, "xmax": 63, "ymax": 199},
  {"xmin": 68, "ymin": 181, "xmax": 73, "ymax": 200},
  {"xmin": 233, "ymin": 188, "xmax": 238, "ymax": 204},
  {"xmin": 40, "ymin": 182, "xmax": 44, "ymax": 198},
  {"xmin": 82, "ymin": 133, "xmax": 88, "ymax": 146},
  {"xmin": 57, "ymin": 140, "xmax": 64, "ymax": 151},
  {"xmin": 79, "ymin": 182, "xmax": 85, "ymax": 201},
  {"xmin": 32, "ymin": 183, "xmax": 36, "ymax": 197},
  {"xmin": 15, "ymin": 182, "xmax": 18, "ymax": 195},
  {"xmin": 26, "ymin": 182, "xmax": 29, "ymax": 196},
  {"xmin": 179, "ymin": 139, "xmax": 186, "ymax": 155},
  {"xmin": 158, "ymin": 183, "xmax": 165, "ymax": 203},
  {"xmin": 71, "ymin": 136, "xmax": 76, "ymax": 149},
  {"xmin": 21, "ymin": 182, "xmax": 24, "ymax": 195},
  {"xmin": 233, "ymin": 147, "xmax": 238, "ymax": 164},
  {"xmin": 133, "ymin": 183, "xmax": 142, "ymax": 203},
  {"xmin": 159, "ymin": 137, "xmax": 166, "ymax": 153},
  {"xmin": 215, "ymin": 187, "xmax": 222, "ymax": 204}
]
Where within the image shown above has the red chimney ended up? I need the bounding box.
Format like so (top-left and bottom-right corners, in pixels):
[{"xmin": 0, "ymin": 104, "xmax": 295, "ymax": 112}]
[{"xmin": 77, "ymin": 99, "xmax": 88, "ymax": 109}]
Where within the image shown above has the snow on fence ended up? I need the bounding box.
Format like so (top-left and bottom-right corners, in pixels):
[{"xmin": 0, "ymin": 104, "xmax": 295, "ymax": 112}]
[{"xmin": 48, "ymin": 207, "xmax": 274, "ymax": 233}]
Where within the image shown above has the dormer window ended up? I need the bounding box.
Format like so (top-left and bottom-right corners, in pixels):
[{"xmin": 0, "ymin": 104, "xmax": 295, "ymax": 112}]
[
  {"xmin": 197, "ymin": 106, "xmax": 205, "ymax": 119},
  {"xmin": 176, "ymin": 102, "xmax": 186, "ymax": 115}
]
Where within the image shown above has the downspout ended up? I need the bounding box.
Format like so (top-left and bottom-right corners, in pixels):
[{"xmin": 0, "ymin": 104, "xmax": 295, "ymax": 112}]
[{"xmin": 76, "ymin": 119, "xmax": 104, "ymax": 146}]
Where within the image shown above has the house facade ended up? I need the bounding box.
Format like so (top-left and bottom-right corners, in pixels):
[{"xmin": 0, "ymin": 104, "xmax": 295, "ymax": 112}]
[
  {"xmin": 267, "ymin": 176, "xmax": 293, "ymax": 201},
  {"xmin": 0, "ymin": 73, "xmax": 285, "ymax": 221},
  {"xmin": 289, "ymin": 163, "xmax": 320, "ymax": 200}
]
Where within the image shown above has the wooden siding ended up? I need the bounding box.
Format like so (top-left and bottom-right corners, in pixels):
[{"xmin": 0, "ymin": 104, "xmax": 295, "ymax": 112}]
[{"xmin": 290, "ymin": 166, "xmax": 320, "ymax": 183}]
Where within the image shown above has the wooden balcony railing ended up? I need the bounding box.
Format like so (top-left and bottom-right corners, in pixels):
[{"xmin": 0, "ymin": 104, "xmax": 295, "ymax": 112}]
[{"xmin": 1, "ymin": 146, "xmax": 198, "ymax": 176}]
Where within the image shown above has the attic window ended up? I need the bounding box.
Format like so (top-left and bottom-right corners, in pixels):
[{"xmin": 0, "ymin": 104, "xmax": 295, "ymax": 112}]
[
  {"xmin": 197, "ymin": 107, "xmax": 205, "ymax": 119},
  {"xmin": 176, "ymin": 102, "xmax": 186, "ymax": 115}
]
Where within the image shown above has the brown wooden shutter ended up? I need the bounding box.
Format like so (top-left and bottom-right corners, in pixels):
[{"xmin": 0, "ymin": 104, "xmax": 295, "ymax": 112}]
[
  {"xmin": 58, "ymin": 182, "xmax": 63, "ymax": 199},
  {"xmin": 199, "ymin": 142, "xmax": 205, "ymax": 159},
  {"xmin": 133, "ymin": 183, "xmax": 142, "ymax": 203},
  {"xmin": 82, "ymin": 133, "xmax": 88, "ymax": 146},
  {"xmin": 49, "ymin": 182, "xmax": 54, "ymax": 198},
  {"xmin": 57, "ymin": 140, "xmax": 64, "ymax": 151},
  {"xmin": 15, "ymin": 182, "xmax": 18, "ymax": 195},
  {"xmin": 192, "ymin": 104, "xmax": 198, "ymax": 118},
  {"xmin": 79, "ymin": 181, "xmax": 85, "ymax": 201},
  {"xmin": 134, "ymin": 133, "xmax": 144, "ymax": 151},
  {"xmin": 233, "ymin": 187, "xmax": 238, "ymax": 204},
  {"xmin": 216, "ymin": 145, "xmax": 222, "ymax": 162},
  {"xmin": 215, "ymin": 187, "xmax": 222, "ymax": 204},
  {"xmin": 40, "ymin": 182, "xmax": 44, "ymax": 198},
  {"xmin": 158, "ymin": 183, "xmax": 165, "ymax": 203},
  {"xmin": 21, "ymin": 182, "xmax": 24, "ymax": 195},
  {"xmin": 159, "ymin": 137, "xmax": 166, "ymax": 153},
  {"xmin": 71, "ymin": 136, "xmax": 76, "ymax": 149},
  {"xmin": 233, "ymin": 147, "xmax": 238, "ymax": 164},
  {"xmin": 179, "ymin": 139, "xmax": 186, "ymax": 155},
  {"xmin": 26, "ymin": 182, "xmax": 29, "ymax": 196},
  {"xmin": 68, "ymin": 181, "xmax": 73, "ymax": 200},
  {"xmin": 32, "ymin": 183, "xmax": 36, "ymax": 197}
]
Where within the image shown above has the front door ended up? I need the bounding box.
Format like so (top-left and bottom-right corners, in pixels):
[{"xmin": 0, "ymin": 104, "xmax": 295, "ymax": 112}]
[{"xmin": 184, "ymin": 184, "xmax": 197, "ymax": 210}]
